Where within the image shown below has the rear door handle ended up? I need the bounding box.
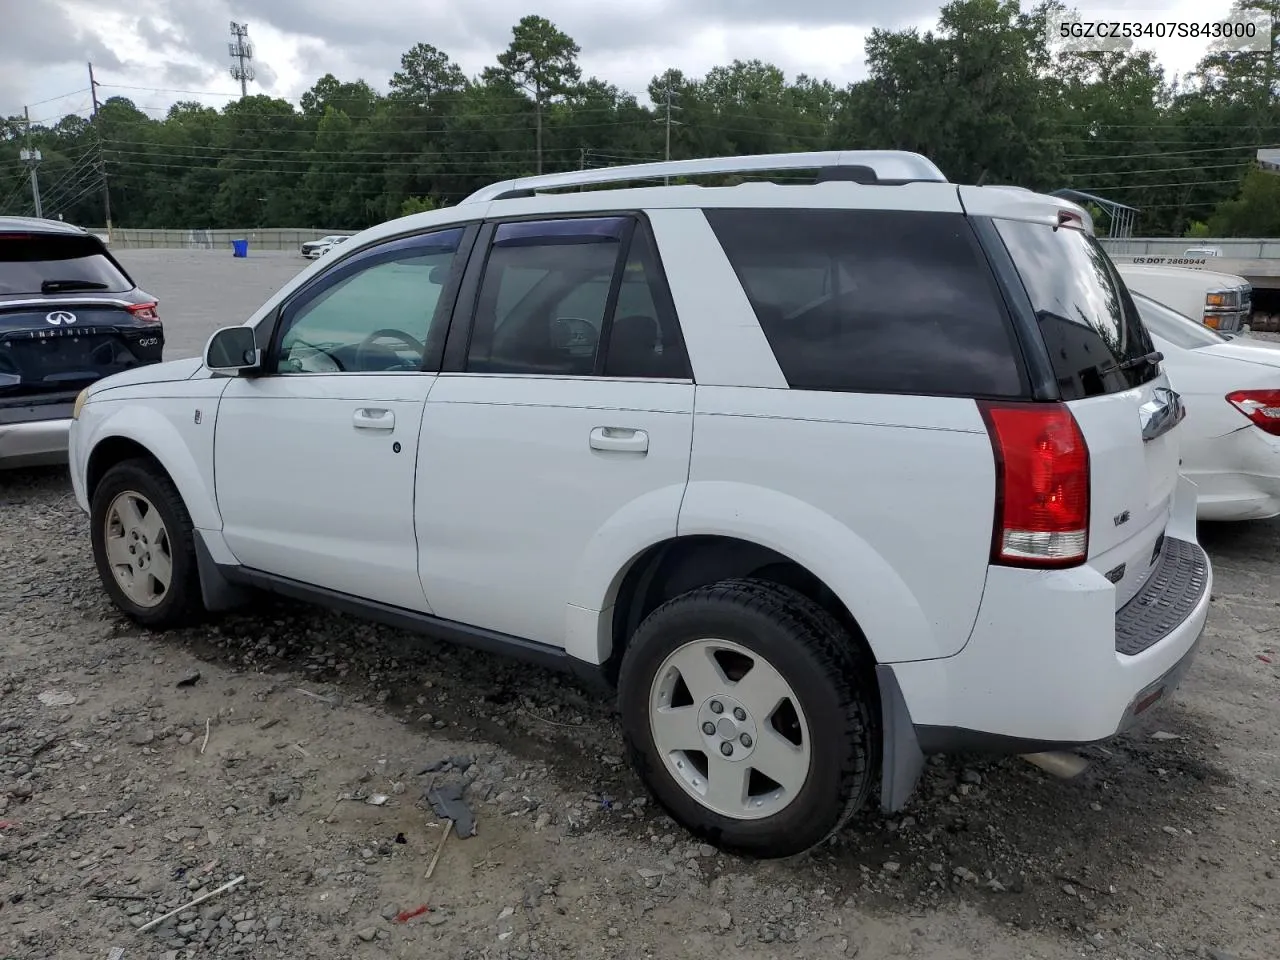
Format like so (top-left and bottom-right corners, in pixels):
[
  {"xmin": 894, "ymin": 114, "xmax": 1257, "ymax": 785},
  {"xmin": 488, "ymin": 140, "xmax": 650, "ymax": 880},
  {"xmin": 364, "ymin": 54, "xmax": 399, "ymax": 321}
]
[
  {"xmin": 589, "ymin": 426, "xmax": 648, "ymax": 453},
  {"xmin": 353, "ymin": 407, "xmax": 395, "ymax": 430}
]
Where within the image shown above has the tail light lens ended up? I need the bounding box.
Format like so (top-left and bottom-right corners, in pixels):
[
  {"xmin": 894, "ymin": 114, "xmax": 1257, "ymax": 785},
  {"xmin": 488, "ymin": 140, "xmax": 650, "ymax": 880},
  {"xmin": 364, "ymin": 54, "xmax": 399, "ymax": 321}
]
[
  {"xmin": 1226, "ymin": 389, "xmax": 1280, "ymax": 436},
  {"xmin": 126, "ymin": 301, "xmax": 160, "ymax": 323},
  {"xmin": 979, "ymin": 401, "xmax": 1090, "ymax": 568}
]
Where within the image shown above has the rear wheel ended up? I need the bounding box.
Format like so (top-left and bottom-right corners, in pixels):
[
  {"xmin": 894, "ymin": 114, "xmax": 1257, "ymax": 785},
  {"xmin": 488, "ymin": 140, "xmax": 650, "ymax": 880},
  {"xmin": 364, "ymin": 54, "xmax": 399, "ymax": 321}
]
[
  {"xmin": 617, "ymin": 578, "xmax": 879, "ymax": 858},
  {"xmin": 90, "ymin": 459, "xmax": 202, "ymax": 629}
]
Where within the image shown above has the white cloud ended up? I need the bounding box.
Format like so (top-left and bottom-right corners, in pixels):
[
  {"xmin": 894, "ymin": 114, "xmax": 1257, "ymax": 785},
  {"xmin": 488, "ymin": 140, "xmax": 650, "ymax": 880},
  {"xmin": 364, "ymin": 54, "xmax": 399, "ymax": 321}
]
[{"xmin": 0, "ymin": 0, "xmax": 1246, "ymax": 122}]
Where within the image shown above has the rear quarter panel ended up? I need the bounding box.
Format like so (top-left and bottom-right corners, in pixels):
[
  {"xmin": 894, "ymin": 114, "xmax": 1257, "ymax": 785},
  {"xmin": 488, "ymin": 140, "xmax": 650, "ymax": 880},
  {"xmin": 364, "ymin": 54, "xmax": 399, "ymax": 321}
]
[{"xmin": 681, "ymin": 387, "xmax": 997, "ymax": 664}]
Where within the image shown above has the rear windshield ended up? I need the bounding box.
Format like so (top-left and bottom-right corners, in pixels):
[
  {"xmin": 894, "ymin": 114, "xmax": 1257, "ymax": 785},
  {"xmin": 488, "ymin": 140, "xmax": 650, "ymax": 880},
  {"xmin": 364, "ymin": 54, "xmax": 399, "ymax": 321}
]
[
  {"xmin": 1132, "ymin": 292, "xmax": 1229, "ymax": 349},
  {"xmin": 704, "ymin": 209, "xmax": 1026, "ymax": 397},
  {"xmin": 0, "ymin": 233, "xmax": 132, "ymax": 296},
  {"xmin": 994, "ymin": 219, "xmax": 1159, "ymax": 398}
]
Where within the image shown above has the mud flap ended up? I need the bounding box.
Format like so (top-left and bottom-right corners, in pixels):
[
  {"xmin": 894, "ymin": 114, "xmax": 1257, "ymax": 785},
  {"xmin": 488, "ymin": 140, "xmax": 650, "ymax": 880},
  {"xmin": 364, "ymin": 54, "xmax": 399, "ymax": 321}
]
[
  {"xmin": 875, "ymin": 664, "xmax": 925, "ymax": 812},
  {"xmin": 193, "ymin": 531, "xmax": 253, "ymax": 612}
]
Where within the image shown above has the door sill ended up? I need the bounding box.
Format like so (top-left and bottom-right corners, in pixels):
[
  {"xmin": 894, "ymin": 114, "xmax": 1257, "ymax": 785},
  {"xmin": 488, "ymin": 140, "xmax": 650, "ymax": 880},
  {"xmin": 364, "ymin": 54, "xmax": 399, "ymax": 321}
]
[{"xmin": 219, "ymin": 564, "xmax": 580, "ymax": 675}]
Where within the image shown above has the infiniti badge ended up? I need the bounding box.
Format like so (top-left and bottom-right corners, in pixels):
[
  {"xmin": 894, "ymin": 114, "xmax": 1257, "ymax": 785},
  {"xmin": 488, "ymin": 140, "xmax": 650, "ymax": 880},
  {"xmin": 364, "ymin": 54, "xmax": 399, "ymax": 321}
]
[{"xmin": 46, "ymin": 310, "xmax": 77, "ymax": 325}]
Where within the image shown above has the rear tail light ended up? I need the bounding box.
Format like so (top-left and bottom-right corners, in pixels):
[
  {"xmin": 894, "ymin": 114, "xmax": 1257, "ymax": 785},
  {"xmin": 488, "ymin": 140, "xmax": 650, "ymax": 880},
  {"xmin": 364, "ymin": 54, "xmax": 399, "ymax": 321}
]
[
  {"xmin": 126, "ymin": 301, "xmax": 160, "ymax": 323},
  {"xmin": 979, "ymin": 401, "xmax": 1090, "ymax": 568},
  {"xmin": 1226, "ymin": 389, "xmax": 1280, "ymax": 436}
]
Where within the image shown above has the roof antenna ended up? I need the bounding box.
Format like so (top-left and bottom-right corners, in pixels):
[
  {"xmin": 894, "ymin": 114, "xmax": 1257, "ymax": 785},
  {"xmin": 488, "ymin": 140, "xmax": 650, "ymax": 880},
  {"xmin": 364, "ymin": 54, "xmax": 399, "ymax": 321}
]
[{"xmin": 975, "ymin": 168, "xmax": 989, "ymax": 187}]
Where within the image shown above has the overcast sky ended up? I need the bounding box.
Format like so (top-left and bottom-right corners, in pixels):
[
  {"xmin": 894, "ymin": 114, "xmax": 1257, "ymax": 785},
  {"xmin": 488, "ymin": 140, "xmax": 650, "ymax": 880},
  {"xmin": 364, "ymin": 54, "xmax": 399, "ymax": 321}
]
[{"xmin": 2, "ymin": 0, "xmax": 1242, "ymax": 124}]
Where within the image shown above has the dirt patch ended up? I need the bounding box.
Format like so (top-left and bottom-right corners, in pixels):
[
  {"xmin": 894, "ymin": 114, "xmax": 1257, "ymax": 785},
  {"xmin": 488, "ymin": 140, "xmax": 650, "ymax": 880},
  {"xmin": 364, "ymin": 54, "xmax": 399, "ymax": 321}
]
[{"xmin": 1, "ymin": 467, "xmax": 1276, "ymax": 959}]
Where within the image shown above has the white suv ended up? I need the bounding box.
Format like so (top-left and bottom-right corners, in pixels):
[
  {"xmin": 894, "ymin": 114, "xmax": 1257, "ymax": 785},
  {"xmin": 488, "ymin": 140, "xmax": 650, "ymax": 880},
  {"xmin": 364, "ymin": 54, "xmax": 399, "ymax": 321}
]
[{"xmin": 67, "ymin": 151, "xmax": 1211, "ymax": 859}]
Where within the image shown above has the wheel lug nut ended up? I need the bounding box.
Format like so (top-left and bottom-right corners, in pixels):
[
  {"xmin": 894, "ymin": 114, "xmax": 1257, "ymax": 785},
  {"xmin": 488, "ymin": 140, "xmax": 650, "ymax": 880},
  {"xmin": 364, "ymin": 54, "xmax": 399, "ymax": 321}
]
[
  {"xmin": 733, "ymin": 707, "xmax": 746, "ymax": 721},
  {"xmin": 719, "ymin": 742, "xmax": 733, "ymax": 757},
  {"xmin": 702, "ymin": 722, "xmax": 716, "ymax": 735},
  {"xmin": 740, "ymin": 733, "xmax": 753, "ymax": 747},
  {"xmin": 709, "ymin": 701, "xmax": 723, "ymax": 714}
]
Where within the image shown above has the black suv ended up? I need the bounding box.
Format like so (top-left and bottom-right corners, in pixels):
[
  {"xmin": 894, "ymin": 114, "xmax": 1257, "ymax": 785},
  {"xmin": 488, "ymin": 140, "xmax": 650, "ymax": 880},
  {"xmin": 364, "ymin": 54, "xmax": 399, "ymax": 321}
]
[{"xmin": 0, "ymin": 217, "xmax": 164, "ymax": 468}]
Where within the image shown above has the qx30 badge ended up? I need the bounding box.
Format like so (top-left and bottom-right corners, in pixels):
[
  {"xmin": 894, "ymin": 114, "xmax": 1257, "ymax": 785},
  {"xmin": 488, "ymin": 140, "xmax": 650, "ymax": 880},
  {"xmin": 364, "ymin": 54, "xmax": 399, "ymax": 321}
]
[{"xmin": 45, "ymin": 310, "xmax": 77, "ymax": 325}]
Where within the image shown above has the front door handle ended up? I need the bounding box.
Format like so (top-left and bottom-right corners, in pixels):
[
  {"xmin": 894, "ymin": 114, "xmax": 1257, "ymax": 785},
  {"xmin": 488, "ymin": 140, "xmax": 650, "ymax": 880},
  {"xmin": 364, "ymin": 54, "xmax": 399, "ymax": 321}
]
[
  {"xmin": 589, "ymin": 426, "xmax": 648, "ymax": 453},
  {"xmin": 353, "ymin": 407, "xmax": 395, "ymax": 431}
]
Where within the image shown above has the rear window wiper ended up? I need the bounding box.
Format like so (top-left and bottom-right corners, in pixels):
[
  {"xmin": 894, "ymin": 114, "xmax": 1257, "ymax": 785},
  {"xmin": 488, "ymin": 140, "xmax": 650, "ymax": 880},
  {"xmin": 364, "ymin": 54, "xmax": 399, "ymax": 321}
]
[
  {"xmin": 40, "ymin": 279, "xmax": 110, "ymax": 293},
  {"xmin": 1118, "ymin": 350, "xmax": 1163, "ymax": 371}
]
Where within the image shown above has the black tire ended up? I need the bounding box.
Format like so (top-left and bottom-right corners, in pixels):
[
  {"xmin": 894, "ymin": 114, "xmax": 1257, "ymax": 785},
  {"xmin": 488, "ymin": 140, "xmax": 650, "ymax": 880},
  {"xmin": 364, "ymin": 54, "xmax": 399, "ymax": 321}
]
[
  {"xmin": 89, "ymin": 458, "xmax": 203, "ymax": 629},
  {"xmin": 617, "ymin": 577, "xmax": 879, "ymax": 859}
]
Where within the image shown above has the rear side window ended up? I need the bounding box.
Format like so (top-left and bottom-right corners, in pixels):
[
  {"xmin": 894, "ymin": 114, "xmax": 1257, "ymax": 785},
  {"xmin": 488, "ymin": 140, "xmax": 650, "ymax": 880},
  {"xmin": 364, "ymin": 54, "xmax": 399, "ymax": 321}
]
[
  {"xmin": 704, "ymin": 209, "xmax": 1026, "ymax": 397},
  {"xmin": 0, "ymin": 233, "xmax": 132, "ymax": 296},
  {"xmin": 994, "ymin": 219, "xmax": 1159, "ymax": 398}
]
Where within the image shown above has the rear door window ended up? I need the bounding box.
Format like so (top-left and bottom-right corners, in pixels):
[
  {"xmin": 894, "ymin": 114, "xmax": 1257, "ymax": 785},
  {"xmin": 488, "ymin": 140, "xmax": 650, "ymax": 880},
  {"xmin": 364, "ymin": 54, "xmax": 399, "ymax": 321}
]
[
  {"xmin": 0, "ymin": 233, "xmax": 132, "ymax": 296},
  {"xmin": 703, "ymin": 209, "xmax": 1026, "ymax": 397},
  {"xmin": 993, "ymin": 218, "xmax": 1159, "ymax": 398}
]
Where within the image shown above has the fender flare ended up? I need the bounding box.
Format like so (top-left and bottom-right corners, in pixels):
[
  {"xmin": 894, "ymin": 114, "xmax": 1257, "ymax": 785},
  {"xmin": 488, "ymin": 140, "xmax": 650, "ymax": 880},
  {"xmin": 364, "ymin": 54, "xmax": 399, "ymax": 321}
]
[
  {"xmin": 675, "ymin": 481, "xmax": 936, "ymax": 663},
  {"xmin": 84, "ymin": 404, "xmax": 222, "ymax": 531},
  {"xmin": 562, "ymin": 483, "xmax": 687, "ymax": 664},
  {"xmin": 565, "ymin": 480, "xmax": 940, "ymax": 666}
]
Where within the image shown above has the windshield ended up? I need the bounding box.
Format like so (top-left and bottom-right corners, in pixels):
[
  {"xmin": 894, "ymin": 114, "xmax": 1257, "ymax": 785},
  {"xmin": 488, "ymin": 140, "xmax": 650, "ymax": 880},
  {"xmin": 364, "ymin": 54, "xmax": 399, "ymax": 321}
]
[
  {"xmin": 1132, "ymin": 292, "xmax": 1229, "ymax": 350},
  {"xmin": 994, "ymin": 218, "xmax": 1159, "ymax": 399},
  {"xmin": 0, "ymin": 233, "xmax": 132, "ymax": 296}
]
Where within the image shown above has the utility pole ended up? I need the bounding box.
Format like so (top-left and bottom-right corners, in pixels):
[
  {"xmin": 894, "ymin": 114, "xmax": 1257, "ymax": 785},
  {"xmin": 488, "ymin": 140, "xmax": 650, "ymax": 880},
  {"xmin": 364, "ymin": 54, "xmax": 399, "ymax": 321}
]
[
  {"xmin": 654, "ymin": 85, "xmax": 682, "ymax": 185},
  {"xmin": 20, "ymin": 106, "xmax": 42, "ymax": 218},
  {"xmin": 88, "ymin": 62, "xmax": 112, "ymax": 239},
  {"xmin": 228, "ymin": 22, "xmax": 256, "ymax": 97}
]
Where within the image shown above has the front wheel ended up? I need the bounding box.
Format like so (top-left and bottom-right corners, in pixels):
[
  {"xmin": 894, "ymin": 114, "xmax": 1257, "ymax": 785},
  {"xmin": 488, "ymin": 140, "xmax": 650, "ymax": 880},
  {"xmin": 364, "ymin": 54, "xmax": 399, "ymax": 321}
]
[
  {"xmin": 89, "ymin": 458, "xmax": 203, "ymax": 629},
  {"xmin": 617, "ymin": 578, "xmax": 879, "ymax": 858}
]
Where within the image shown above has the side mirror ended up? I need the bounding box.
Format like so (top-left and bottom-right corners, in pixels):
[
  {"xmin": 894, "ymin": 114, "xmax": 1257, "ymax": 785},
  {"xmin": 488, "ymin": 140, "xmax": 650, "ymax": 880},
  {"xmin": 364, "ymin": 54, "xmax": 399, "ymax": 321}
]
[{"xmin": 204, "ymin": 326, "xmax": 262, "ymax": 375}]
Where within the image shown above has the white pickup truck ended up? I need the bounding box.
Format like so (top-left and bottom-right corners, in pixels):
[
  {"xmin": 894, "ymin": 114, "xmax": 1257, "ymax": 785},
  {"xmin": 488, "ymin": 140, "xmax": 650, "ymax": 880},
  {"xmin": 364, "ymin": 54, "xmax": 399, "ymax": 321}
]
[{"xmin": 1116, "ymin": 262, "xmax": 1252, "ymax": 334}]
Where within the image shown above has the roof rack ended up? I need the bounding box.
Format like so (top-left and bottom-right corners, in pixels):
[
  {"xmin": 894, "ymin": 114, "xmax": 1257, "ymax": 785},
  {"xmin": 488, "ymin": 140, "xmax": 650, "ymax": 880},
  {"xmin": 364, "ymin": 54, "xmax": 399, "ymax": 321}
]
[{"xmin": 460, "ymin": 150, "xmax": 949, "ymax": 204}]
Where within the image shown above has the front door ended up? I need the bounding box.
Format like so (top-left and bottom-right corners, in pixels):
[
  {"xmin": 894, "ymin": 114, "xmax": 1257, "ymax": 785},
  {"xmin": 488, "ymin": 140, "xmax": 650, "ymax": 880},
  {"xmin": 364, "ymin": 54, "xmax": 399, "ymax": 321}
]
[
  {"xmin": 416, "ymin": 216, "xmax": 696, "ymax": 647},
  {"xmin": 214, "ymin": 226, "xmax": 473, "ymax": 610}
]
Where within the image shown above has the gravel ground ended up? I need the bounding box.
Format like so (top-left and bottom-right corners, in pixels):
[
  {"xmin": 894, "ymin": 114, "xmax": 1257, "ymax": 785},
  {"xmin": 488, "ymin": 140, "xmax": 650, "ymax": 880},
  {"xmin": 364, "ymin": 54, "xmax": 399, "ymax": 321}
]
[
  {"xmin": 1, "ymin": 251, "xmax": 1276, "ymax": 957},
  {"xmin": 1, "ymin": 471, "xmax": 1277, "ymax": 960}
]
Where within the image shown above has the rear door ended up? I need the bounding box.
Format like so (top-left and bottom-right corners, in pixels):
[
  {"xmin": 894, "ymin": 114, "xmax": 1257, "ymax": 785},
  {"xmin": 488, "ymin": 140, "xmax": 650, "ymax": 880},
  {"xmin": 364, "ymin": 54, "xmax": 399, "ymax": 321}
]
[
  {"xmin": 414, "ymin": 215, "xmax": 695, "ymax": 648},
  {"xmin": 991, "ymin": 216, "xmax": 1179, "ymax": 608}
]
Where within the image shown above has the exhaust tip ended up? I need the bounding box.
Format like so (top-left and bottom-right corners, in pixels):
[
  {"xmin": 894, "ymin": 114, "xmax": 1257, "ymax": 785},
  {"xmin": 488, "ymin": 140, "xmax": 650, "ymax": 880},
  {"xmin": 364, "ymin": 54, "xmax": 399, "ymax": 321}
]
[{"xmin": 1021, "ymin": 751, "xmax": 1090, "ymax": 779}]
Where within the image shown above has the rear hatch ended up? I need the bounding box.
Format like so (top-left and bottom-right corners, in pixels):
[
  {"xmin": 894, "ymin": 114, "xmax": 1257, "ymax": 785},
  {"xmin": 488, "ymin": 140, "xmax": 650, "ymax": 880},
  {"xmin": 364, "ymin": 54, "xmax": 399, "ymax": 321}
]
[
  {"xmin": 0, "ymin": 231, "xmax": 160, "ymax": 401},
  {"xmin": 994, "ymin": 217, "xmax": 1179, "ymax": 609}
]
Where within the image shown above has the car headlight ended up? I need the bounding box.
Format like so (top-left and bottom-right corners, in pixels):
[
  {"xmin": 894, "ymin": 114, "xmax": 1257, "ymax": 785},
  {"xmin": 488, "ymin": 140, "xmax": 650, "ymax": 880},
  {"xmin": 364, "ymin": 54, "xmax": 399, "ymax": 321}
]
[{"xmin": 72, "ymin": 387, "xmax": 90, "ymax": 420}]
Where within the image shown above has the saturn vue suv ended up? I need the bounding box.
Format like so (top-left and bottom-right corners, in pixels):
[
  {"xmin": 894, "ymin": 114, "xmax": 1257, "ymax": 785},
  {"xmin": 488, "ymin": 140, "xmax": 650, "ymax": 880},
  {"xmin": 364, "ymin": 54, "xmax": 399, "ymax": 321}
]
[
  {"xmin": 67, "ymin": 151, "xmax": 1210, "ymax": 858},
  {"xmin": 0, "ymin": 217, "xmax": 163, "ymax": 468}
]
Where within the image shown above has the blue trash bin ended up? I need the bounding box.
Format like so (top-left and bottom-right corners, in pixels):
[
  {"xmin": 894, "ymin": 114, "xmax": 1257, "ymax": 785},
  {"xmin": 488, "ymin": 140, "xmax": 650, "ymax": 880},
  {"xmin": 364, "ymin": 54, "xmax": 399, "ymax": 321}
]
[{"xmin": 231, "ymin": 238, "xmax": 248, "ymax": 258}]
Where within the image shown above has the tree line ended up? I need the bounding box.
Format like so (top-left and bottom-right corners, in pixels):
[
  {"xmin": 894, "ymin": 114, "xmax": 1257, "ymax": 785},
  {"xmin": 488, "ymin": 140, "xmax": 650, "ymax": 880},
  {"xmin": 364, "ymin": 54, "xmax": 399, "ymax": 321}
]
[{"xmin": 2, "ymin": 0, "xmax": 1278, "ymax": 238}]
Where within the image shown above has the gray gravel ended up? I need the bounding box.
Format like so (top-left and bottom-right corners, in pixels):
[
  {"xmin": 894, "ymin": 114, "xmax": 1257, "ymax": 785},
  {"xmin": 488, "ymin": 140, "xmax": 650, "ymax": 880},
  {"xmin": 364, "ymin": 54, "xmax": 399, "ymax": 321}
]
[{"xmin": 1, "ymin": 466, "xmax": 1277, "ymax": 959}]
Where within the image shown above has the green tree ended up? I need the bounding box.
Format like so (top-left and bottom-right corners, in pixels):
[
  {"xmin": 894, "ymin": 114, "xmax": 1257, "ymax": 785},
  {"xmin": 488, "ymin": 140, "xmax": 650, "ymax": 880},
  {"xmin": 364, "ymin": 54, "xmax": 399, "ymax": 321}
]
[
  {"xmin": 400, "ymin": 195, "xmax": 439, "ymax": 216},
  {"xmin": 490, "ymin": 15, "xmax": 582, "ymax": 173},
  {"xmin": 1208, "ymin": 166, "xmax": 1280, "ymax": 235},
  {"xmin": 390, "ymin": 43, "xmax": 467, "ymax": 108}
]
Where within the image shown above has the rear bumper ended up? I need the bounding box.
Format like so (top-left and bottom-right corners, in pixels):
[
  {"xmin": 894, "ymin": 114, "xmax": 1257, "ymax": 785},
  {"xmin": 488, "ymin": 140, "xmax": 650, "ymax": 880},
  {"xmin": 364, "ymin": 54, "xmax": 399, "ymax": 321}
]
[
  {"xmin": 0, "ymin": 416, "xmax": 71, "ymax": 467},
  {"xmin": 1185, "ymin": 429, "xmax": 1280, "ymax": 521},
  {"xmin": 878, "ymin": 475, "xmax": 1211, "ymax": 809}
]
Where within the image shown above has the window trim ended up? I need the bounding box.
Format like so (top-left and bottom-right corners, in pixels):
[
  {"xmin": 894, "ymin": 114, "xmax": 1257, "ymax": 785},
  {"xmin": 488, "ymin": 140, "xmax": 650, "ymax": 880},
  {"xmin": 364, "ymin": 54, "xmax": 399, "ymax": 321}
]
[
  {"xmin": 261, "ymin": 223, "xmax": 479, "ymax": 376},
  {"xmin": 439, "ymin": 211, "xmax": 693, "ymax": 382}
]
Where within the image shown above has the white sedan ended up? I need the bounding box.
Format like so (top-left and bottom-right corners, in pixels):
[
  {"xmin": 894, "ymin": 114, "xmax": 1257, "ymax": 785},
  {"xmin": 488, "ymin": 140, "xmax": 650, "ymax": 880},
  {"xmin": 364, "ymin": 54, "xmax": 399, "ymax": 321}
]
[{"xmin": 1136, "ymin": 291, "xmax": 1280, "ymax": 521}]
